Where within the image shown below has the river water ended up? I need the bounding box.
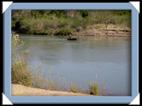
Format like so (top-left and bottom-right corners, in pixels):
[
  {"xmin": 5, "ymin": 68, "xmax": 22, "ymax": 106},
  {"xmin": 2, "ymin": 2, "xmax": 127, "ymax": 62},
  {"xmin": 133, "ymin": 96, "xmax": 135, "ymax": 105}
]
[{"xmin": 17, "ymin": 36, "xmax": 131, "ymax": 96}]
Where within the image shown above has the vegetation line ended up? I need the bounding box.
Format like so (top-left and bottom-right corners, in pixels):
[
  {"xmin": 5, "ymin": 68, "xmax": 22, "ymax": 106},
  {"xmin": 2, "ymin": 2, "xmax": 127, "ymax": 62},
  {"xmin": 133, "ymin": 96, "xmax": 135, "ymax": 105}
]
[{"xmin": 12, "ymin": 10, "xmax": 131, "ymax": 37}]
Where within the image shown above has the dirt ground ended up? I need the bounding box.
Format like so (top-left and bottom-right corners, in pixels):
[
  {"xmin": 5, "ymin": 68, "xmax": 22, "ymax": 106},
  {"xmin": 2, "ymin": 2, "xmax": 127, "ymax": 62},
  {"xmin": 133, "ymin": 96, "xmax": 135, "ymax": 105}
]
[
  {"xmin": 74, "ymin": 24, "xmax": 131, "ymax": 37},
  {"xmin": 12, "ymin": 84, "xmax": 89, "ymax": 96}
]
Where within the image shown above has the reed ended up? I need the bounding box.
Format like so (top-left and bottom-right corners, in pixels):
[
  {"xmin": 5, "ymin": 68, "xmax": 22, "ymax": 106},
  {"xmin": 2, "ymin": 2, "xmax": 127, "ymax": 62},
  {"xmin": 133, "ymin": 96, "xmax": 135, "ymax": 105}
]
[{"xmin": 89, "ymin": 82, "xmax": 99, "ymax": 95}]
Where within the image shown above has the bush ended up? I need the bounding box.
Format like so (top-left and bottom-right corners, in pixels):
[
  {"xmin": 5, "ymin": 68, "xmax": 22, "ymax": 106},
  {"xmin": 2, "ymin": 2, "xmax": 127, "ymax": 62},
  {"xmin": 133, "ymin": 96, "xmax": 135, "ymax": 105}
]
[
  {"xmin": 12, "ymin": 10, "xmax": 131, "ymax": 35},
  {"xmin": 89, "ymin": 82, "xmax": 99, "ymax": 95},
  {"xmin": 54, "ymin": 28, "xmax": 72, "ymax": 36}
]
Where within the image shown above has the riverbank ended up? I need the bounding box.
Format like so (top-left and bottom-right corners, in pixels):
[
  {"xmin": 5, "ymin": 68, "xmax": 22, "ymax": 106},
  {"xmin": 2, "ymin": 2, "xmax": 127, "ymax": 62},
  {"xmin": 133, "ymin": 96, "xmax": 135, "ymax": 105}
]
[
  {"xmin": 17, "ymin": 24, "xmax": 130, "ymax": 38},
  {"xmin": 12, "ymin": 84, "xmax": 89, "ymax": 96},
  {"xmin": 73, "ymin": 24, "xmax": 130, "ymax": 37},
  {"xmin": 12, "ymin": 10, "xmax": 130, "ymax": 36}
]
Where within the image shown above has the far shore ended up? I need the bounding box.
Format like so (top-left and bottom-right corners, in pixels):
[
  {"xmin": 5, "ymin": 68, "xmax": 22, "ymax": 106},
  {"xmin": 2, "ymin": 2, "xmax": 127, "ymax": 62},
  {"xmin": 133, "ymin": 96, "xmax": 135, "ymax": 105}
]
[
  {"xmin": 14, "ymin": 24, "xmax": 131, "ymax": 38},
  {"xmin": 73, "ymin": 24, "xmax": 131, "ymax": 37}
]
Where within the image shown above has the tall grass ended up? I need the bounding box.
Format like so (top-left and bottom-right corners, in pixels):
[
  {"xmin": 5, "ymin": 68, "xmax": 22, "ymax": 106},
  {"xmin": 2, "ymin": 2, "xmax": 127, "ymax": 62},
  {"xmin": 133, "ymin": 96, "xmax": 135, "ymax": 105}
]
[
  {"xmin": 31, "ymin": 71, "xmax": 58, "ymax": 90},
  {"xmin": 69, "ymin": 84, "xmax": 78, "ymax": 93},
  {"xmin": 12, "ymin": 59, "xmax": 32, "ymax": 86},
  {"xmin": 12, "ymin": 34, "xmax": 32, "ymax": 86},
  {"xmin": 89, "ymin": 82, "xmax": 99, "ymax": 95}
]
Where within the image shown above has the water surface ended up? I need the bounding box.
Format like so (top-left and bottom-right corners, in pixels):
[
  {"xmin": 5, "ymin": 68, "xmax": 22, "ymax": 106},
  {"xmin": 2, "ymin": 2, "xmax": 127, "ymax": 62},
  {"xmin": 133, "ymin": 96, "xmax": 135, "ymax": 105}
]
[{"xmin": 17, "ymin": 36, "xmax": 131, "ymax": 96}]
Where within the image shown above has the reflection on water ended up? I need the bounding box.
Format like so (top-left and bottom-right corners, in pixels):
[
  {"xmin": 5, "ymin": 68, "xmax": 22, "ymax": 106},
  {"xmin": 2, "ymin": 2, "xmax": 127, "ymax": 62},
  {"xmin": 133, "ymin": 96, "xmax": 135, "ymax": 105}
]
[{"xmin": 17, "ymin": 36, "xmax": 131, "ymax": 96}]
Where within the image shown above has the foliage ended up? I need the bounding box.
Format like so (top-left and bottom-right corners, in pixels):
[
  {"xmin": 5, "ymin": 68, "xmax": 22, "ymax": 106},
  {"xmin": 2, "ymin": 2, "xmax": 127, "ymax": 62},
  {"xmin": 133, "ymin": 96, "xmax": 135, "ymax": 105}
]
[
  {"xmin": 12, "ymin": 10, "xmax": 131, "ymax": 35},
  {"xmin": 12, "ymin": 60, "xmax": 32, "ymax": 86},
  {"xmin": 89, "ymin": 82, "xmax": 99, "ymax": 95},
  {"xmin": 54, "ymin": 28, "xmax": 73, "ymax": 36},
  {"xmin": 31, "ymin": 71, "xmax": 58, "ymax": 90},
  {"xmin": 12, "ymin": 34, "xmax": 32, "ymax": 86}
]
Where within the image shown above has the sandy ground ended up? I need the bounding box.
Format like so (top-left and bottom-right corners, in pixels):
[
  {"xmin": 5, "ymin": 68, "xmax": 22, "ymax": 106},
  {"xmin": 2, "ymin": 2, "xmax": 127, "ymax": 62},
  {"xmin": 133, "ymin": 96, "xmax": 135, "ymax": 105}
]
[
  {"xmin": 12, "ymin": 84, "xmax": 89, "ymax": 96},
  {"xmin": 74, "ymin": 24, "xmax": 131, "ymax": 37}
]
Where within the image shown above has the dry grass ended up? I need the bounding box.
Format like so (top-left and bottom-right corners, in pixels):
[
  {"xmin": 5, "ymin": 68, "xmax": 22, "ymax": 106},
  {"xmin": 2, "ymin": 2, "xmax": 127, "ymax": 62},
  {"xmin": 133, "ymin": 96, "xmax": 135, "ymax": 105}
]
[
  {"xmin": 89, "ymin": 82, "xmax": 99, "ymax": 95},
  {"xmin": 69, "ymin": 84, "xmax": 78, "ymax": 93}
]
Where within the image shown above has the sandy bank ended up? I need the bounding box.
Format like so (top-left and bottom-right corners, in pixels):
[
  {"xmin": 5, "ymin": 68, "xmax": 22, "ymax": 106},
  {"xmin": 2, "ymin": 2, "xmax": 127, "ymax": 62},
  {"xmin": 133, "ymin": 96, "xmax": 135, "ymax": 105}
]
[
  {"xmin": 74, "ymin": 24, "xmax": 131, "ymax": 37},
  {"xmin": 12, "ymin": 84, "xmax": 89, "ymax": 96}
]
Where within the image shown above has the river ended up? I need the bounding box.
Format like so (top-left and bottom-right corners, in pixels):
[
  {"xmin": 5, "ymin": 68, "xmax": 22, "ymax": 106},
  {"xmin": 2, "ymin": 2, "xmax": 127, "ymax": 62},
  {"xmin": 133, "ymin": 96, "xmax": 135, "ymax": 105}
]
[{"xmin": 17, "ymin": 36, "xmax": 131, "ymax": 96}]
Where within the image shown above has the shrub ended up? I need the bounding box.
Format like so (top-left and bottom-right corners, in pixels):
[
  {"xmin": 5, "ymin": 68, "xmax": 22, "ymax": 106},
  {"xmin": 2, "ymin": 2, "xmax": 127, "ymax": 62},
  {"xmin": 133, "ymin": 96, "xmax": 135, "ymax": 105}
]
[
  {"xmin": 89, "ymin": 82, "xmax": 99, "ymax": 95},
  {"xmin": 12, "ymin": 10, "xmax": 131, "ymax": 35},
  {"xmin": 54, "ymin": 28, "xmax": 72, "ymax": 36}
]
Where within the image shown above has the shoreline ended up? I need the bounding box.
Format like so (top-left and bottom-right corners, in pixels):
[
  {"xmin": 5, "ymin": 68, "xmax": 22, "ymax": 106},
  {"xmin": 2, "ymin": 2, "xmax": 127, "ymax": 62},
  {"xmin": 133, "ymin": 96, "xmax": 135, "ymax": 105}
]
[
  {"xmin": 12, "ymin": 84, "xmax": 90, "ymax": 96},
  {"xmin": 14, "ymin": 24, "xmax": 131, "ymax": 38},
  {"xmin": 74, "ymin": 24, "xmax": 130, "ymax": 37}
]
